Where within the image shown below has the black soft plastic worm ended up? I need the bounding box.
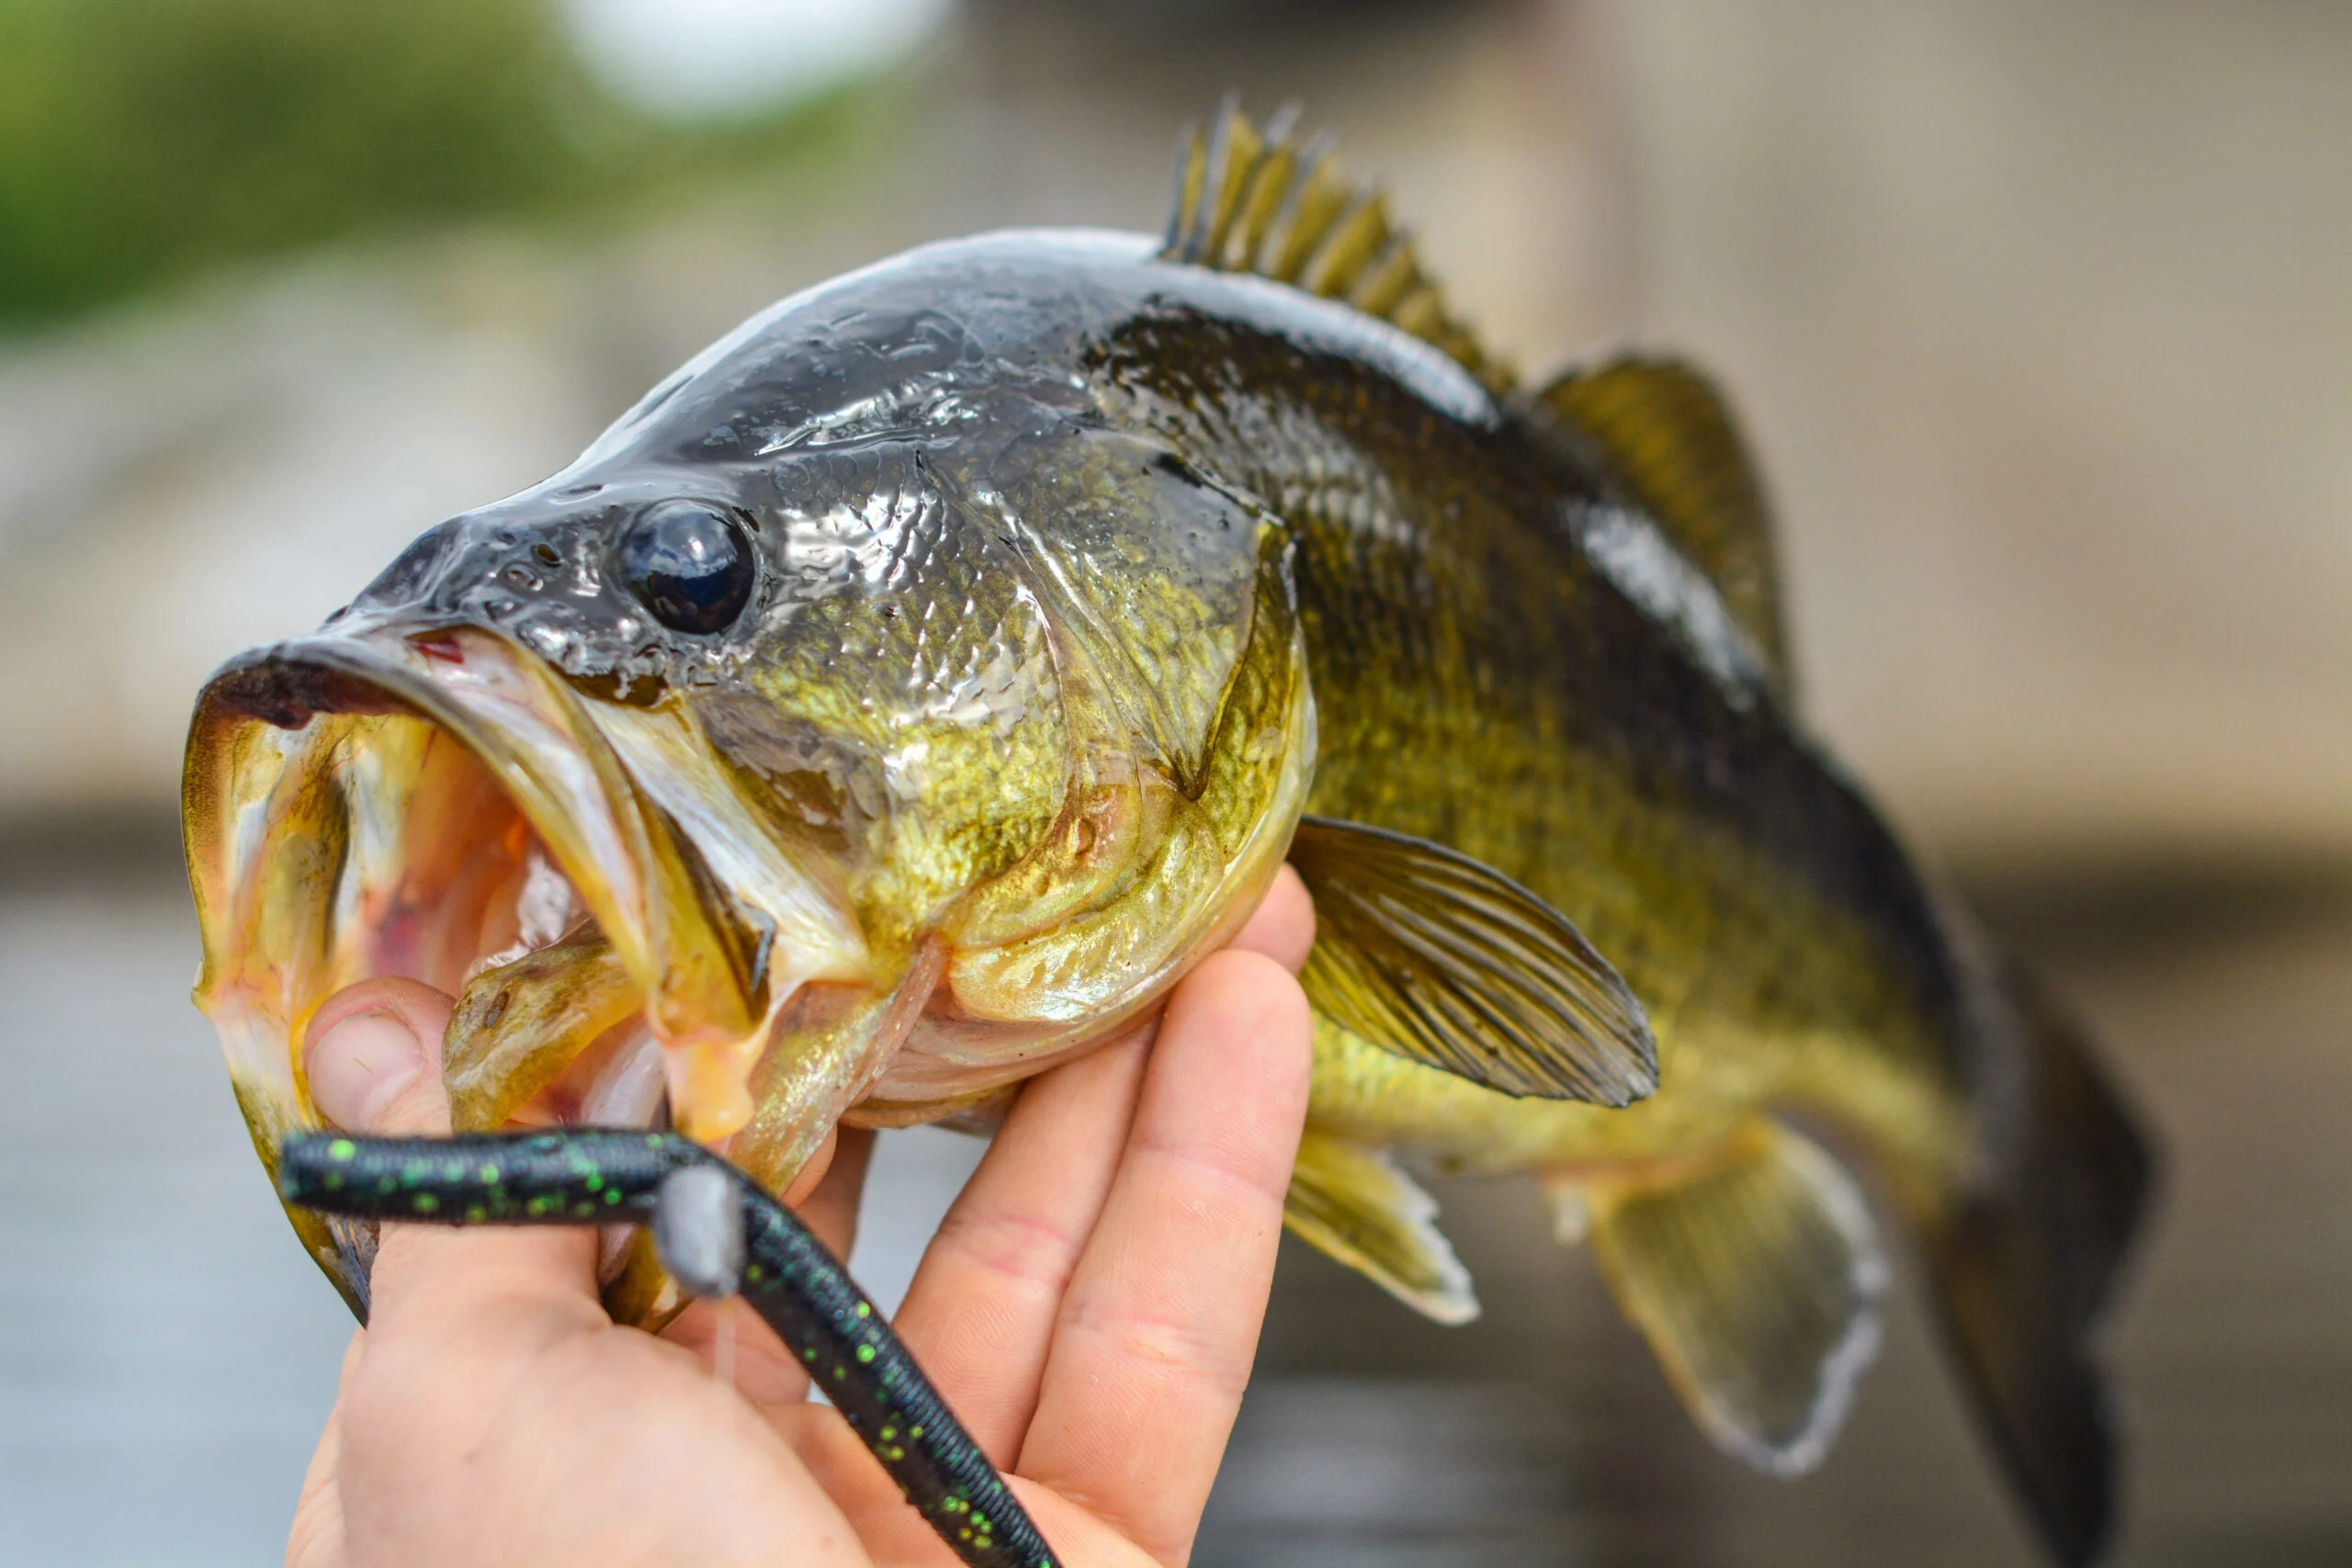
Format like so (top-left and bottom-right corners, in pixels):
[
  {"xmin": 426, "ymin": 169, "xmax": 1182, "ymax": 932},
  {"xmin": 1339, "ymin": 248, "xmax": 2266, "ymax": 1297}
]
[{"xmin": 279, "ymin": 1128, "xmax": 1056, "ymax": 1568}]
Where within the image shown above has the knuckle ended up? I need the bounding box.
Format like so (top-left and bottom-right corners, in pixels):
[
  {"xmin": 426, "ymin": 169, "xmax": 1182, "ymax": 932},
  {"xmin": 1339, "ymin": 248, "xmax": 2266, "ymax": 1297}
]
[{"xmin": 935, "ymin": 1204, "xmax": 1085, "ymax": 1294}]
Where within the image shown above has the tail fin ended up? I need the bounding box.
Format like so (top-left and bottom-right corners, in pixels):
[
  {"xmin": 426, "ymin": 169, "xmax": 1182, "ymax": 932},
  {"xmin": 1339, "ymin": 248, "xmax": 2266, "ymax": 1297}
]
[{"xmin": 1924, "ymin": 962, "xmax": 2156, "ymax": 1566}]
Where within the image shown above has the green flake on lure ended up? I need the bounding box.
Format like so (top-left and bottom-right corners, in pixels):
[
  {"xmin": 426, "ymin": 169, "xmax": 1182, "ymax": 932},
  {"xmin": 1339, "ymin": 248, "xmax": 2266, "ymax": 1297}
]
[{"xmin": 277, "ymin": 1131, "xmax": 1060, "ymax": 1568}]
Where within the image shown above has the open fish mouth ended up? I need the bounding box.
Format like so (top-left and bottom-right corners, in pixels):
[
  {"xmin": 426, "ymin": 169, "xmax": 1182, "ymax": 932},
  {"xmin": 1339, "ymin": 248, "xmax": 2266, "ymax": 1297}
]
[{"xmin": 184, "ymin": 625, "xmax": 865, "ymax": 1313}]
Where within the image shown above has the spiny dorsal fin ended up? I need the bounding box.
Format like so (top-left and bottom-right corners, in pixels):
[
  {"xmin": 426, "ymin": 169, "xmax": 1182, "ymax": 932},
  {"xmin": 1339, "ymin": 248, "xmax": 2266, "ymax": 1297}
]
[
  {"xmin": 1540, "ymin": 357, "xmax": 1794, "ymax": 694},
  {"xmin": 1163, "ymin": 96, "xmax": 1511, "ymax": 393}
]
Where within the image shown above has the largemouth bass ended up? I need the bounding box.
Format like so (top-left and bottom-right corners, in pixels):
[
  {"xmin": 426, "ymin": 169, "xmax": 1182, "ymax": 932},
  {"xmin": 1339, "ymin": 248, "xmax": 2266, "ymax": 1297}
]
[{"xmin": 184, "ymin": 102, "xmax": 2151, "ymax": 1565}]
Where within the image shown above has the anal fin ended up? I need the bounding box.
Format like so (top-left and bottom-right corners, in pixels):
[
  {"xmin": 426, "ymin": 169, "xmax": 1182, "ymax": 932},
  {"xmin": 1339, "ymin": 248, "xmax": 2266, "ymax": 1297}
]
[
  {"xmin": 1578, "ymin": 1118, "xmax": 1889, "ymax": 1476},
  {"xmin": 1283, "ymin": 1127, "xmax": 1479, "ymax": 1325}
]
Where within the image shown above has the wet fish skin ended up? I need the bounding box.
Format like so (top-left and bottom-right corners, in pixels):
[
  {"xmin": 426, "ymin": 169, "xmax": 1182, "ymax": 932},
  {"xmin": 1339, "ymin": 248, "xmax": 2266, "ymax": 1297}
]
[
  {"xmin": 184, "ymin": 111, "xmax": 2151, "ymax": 1567},
  {"xmin": 187, "ymin": 230, "xmax": 1329, "ymax": 1318},
  {"xmin": 1080, "ymin": 244, "xmax": 2148, "ymax": 1562},
  {"xmin": 1101, "ymin": 298, "xmax": 1962, "ymax": 1168}
]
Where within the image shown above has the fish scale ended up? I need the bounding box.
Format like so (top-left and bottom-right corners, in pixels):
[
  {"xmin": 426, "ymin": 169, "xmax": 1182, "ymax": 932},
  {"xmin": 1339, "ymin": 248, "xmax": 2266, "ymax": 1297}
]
[{"xmin": 187, "ymin": 103, "xmax": 2151, "ymax": 1567}]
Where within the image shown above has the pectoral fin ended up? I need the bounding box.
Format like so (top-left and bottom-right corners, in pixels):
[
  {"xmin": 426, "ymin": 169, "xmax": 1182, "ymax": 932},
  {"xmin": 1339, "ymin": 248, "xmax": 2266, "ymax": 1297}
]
[
  {"xmin": 1578, "ymin": 1118, "xmax": 1890, "ymax": 1476},
  {"xmin": 1287, "ymin": 816, "xmax": 1658, "ymax": 1104},
  {"xmin": 1283, "ymin": 1128, "xmax": 1478, "ymax": 1325}
]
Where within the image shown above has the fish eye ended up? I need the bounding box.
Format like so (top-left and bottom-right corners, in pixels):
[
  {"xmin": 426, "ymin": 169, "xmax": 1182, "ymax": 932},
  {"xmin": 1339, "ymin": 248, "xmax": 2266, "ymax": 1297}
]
[{"xmin": 616, "ymin": 500, "xmax": 755, "ymax": 635}]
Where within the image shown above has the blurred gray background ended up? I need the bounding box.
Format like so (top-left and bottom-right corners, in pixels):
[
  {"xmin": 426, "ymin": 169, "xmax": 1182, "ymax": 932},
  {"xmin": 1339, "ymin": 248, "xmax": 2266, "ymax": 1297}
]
[{"xmin": 2, "ymin": 1, "xmax": 2347, "ymax": 1563}]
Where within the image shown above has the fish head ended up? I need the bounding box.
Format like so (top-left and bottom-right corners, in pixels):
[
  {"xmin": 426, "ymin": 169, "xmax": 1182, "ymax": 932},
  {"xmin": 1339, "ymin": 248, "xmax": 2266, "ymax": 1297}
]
[{"xmin": 183, "ymin": 233, "xmax": 1314, "ymax": 1314}]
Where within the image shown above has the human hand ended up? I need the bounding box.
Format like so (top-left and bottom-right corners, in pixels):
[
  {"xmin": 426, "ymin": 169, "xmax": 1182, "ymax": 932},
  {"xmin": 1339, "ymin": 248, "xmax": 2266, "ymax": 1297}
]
[{"xmin": 285, "ymin": 868, "xmax": 1317, "ymax": 1568}]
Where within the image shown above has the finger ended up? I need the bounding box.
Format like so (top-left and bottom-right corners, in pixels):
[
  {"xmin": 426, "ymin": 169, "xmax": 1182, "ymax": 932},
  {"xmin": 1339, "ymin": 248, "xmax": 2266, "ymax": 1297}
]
[
  {"xmin": 1016, "ymin": 950, "xmax": 1312, "ymax": 1565},
  {"xmin": 301, "ymin": 979, "xmax": 600, "ymax": 1331},
  {"xmin": 1008, "ymin": 1480, "xmax": 1166, "ymax": 1568},
  {"xmin": 888, "ymin": 1028, "xmax": 1153, "ymax": 1461},
  {"xmin": 286, "ymin": 1330, "xmax": 366, "ymax": 1568},
  {"xmin": 659, "ymin": 1127, "xmax": 875, "ymax": 1408},
  {"xmin": 303, "ymin": 979, "xmax": 450, "ymax": 1137},
  {"xmin": 1227, "ymin": 863, "xmax": 1316, "ymax": 974},
  {"xmin": 796, "ymin": 1125, "xmax": 875, "ymax": 1259}
]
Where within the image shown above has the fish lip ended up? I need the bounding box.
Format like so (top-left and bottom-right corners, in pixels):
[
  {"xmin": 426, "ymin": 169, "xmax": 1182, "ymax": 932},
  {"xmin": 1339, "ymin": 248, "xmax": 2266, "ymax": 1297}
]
[
  {"xmin": 187, "ymin": 620, "xmax": 875, "ymax": 1318},
  {"xmin": 198, "ymin": 639, "xmax": 419, "ymax": 730}
]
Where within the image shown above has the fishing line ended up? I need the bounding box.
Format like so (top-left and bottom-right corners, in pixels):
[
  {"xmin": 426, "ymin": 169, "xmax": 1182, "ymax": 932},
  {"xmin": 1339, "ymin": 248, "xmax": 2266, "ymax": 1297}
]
[
  {"xmin": 714, "ymin": 1301, "xmax": 738, "ymax": 1393},
  {"xmin": 279, "ymin": 1128, "xmax": 1055, "ymax": 1568}
]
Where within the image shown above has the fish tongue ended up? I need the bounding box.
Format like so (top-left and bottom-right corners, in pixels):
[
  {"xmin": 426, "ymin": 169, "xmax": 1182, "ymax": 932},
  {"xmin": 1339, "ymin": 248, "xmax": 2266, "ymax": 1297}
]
[{"xmin": 445, "ymin": 930, "xmax": 645, "ymax": 1132}]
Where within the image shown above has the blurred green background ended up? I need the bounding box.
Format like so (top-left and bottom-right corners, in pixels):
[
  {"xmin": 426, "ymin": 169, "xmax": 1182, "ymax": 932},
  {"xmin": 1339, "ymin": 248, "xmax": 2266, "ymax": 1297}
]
[
  {"xmin": 1, "ymin": 0, "xmax": 607, "ymax": 321},
  {"xmin": 0, "ymin": 0, "xmax": 884, "ymax": 324},
  {"xmin": 1, "ymin": 3, "xmax": 2346, "ymax": 1565}
]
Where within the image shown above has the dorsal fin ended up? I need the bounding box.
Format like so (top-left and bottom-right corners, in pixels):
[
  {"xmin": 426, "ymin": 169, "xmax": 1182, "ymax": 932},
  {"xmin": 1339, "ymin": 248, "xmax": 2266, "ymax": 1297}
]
[
  {"xmin": 1540, "ymin": 356, "xmax": 1794, "ymax": 694},
  {"xmin": 1162, "ymin": 96, "xmax": 1512, "ymax": 394}
]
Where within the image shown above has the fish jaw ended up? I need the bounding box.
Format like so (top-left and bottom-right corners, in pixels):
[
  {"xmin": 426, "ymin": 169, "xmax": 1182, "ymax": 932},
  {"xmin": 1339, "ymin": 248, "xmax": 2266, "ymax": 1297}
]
[{"xmin": 185, "ymin": 624, "xmax": 869, "ymax": 1309}]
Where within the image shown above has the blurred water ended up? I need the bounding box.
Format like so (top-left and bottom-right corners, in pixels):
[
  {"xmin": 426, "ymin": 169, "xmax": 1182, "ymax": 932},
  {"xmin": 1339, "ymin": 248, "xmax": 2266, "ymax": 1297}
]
[
  {"xmin": 0, "ymin": 880, "xmax": 347, "ymax": 1565},
  {"xmin": 3, "ymin": 853, "xmax": 2348, "ymax": 1565}
]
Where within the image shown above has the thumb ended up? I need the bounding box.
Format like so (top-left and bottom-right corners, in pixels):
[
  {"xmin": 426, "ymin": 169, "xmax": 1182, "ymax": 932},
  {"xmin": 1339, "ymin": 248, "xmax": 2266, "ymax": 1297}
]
[
  {"xmin": 302, "ymin": 977, "xmax": 601, "ymax": 1325},
  {"xmin": 303, "ymin": 978, "xmax": 455, "ymax": 1137}
]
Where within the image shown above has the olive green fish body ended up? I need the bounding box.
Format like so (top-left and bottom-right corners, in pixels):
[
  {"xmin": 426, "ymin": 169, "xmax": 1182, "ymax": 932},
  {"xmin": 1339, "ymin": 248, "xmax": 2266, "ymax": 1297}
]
[
  {"xmin": 184, "ymin": 107, "xmax": 2151, "ymax": 1567},
  {"xmin": 1085, "ymin": 298, "xmax": 1975, "ymax": 1190}
]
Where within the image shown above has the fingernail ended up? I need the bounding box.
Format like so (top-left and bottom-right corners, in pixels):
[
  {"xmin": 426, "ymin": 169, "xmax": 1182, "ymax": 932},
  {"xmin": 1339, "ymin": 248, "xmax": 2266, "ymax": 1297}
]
[{"xmin": 308, "ymin": 1010, "xmax": 423, "ymax": 1133}]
